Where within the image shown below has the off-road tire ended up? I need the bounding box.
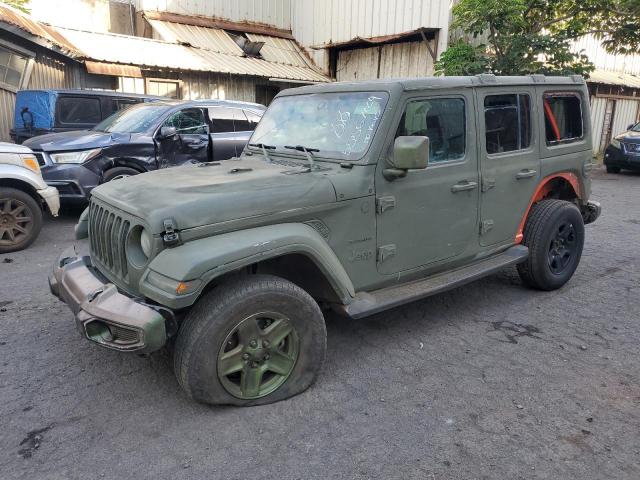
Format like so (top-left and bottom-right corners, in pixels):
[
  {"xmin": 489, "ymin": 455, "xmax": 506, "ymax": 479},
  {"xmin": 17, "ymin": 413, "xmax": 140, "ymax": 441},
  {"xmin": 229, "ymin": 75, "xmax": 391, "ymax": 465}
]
[
  {"xmin": 102, "ymin": 167, "xmax": 139, "ymax": 183},
  {"xmin": 517, "ymin": 199, "xmax": 584, "ymax": 291},
  {"xmin": 173, "ymin": 275, "xmax": 327, "ymax": 406},
  {"xmin": 605, "ymin": 165, "xmax": 621, "ymax": 174},
  {"xmin": 0, "ymin": 187, "xmax": 43, "ymax": 253}
]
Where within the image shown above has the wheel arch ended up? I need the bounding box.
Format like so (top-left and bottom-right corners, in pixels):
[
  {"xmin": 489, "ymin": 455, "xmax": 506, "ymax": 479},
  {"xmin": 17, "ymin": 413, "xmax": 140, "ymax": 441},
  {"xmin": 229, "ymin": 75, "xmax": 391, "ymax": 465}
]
[
  {"xmin": 142, "ymin": 223, "xmax": 356, "ymax": 309},
  {"xmin": 0, "ymin": 177, "xmax": 41, "ymax": 205},
  {"xmin": 515, "ymin": 173, "xmax": 582, "ymax": 244}
]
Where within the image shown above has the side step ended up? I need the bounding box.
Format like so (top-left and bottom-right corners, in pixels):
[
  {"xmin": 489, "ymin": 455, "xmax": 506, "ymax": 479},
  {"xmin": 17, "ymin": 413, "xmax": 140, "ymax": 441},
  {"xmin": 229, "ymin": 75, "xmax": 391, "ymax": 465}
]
[{"xmin": 338, "ymin": 245, "xmax": 529, "ymax": 319}]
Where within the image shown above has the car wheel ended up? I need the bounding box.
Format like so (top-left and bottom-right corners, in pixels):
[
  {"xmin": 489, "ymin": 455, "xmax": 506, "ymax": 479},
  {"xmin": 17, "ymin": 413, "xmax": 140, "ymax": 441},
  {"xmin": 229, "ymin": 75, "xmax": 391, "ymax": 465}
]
[
  {"xmin": 517, "ymin": 199, "xmax": 584, "ymax": 291},
  {"xmin": 605, "ymin": 165, "xmax": 621, "ymax": 174},
  {"xmin": 0, "ymin": 187, "xmax": 43, "ymax": 253},
  {"xmin": 173, "ymin": 275, "xmax": 327, "ymax": 406},
  {"xmin": 102, "ymin": 167, "xmax": 140, "ymax": 182}
]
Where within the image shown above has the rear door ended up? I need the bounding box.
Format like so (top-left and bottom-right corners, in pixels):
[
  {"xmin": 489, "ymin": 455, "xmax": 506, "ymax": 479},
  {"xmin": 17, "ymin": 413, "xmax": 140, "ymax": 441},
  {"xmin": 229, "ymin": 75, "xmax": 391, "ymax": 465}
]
[
  {"xmin": 208, "ymin": 107, "xmax": 255, "ymax": 159},
  {"xmin": 477, "ymin": 88, "xmax": 540, "ymax": 246}
]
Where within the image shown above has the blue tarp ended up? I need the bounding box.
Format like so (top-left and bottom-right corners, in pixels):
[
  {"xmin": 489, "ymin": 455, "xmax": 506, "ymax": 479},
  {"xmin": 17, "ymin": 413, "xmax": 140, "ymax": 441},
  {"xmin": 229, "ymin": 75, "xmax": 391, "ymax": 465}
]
[{"xmin": 13, "ymin": 90, "xmax": 58, "ymax": 130}]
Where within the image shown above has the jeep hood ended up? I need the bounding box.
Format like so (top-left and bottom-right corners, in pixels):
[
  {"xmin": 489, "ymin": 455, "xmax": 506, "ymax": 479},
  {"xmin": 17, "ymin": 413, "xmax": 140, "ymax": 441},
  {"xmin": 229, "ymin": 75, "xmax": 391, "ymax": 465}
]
[{"xmin": 91, "ymin": 157, "xmax": 337, "ymax": 234}]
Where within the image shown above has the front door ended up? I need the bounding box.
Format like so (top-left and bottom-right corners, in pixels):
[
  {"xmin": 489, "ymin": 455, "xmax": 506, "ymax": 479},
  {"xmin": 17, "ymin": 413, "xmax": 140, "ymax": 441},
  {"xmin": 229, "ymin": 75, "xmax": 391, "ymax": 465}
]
[
  {"xmin": 477, "ymin": 89, "xmax": 540, "ymax": 246},
  {"xmin": 375, "ymin": 93, "xmax": 479, "ymax": 275},
  {"xmin": 157, "ymin": 107, "xmax": 209, "ymax": 168}
]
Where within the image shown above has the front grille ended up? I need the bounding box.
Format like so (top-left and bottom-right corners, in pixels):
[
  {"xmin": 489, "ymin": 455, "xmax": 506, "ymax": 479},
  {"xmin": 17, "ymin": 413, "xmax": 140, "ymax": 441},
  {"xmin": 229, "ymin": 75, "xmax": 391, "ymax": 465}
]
[
  {"xmin": 624, "ymin": 142, "xmax": 640, "ymax": 153},
  {"xmin": 88, "ymin": 201, "xmax": 130, "ymax": 280}
]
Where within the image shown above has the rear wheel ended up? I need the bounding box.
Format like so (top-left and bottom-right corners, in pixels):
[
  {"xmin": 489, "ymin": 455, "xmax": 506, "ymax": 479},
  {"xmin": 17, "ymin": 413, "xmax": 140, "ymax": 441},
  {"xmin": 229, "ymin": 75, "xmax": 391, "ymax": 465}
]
[
  {"xmin": 0, "ymin": 187, "xmax": 43, "ymax": 253},
  {"xmin": 606, "ymin": 165, "xmax": 621, "ymax": 174},
  {"xmin": 102, "ymin": 167, "xmax": 139, "ymax": 182},
  {"xmin": 173, "ymin": 275, "xmax": 326, "ymax": 406},
  {"xmin": 517, "ymin": 199, "xmax": 584, "ymax": 291}
]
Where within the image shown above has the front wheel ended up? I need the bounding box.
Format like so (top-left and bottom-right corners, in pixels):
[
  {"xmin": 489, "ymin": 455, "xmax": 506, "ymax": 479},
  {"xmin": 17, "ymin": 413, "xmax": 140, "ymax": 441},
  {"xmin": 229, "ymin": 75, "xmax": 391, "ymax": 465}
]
[
  {"xmin": 0, "ymin": 187, "xmax": 43, "ymax": 253},
  {"xmin": 102, "ymin": 167, "xmax": 140, "ymax": 182},
  {"xmin": 173, "ymin": 275, "xmax": 327, "ymax": 406},
  {"xmin": 517, "ymin": 199, "xmax": 585, "ymax": 291}
]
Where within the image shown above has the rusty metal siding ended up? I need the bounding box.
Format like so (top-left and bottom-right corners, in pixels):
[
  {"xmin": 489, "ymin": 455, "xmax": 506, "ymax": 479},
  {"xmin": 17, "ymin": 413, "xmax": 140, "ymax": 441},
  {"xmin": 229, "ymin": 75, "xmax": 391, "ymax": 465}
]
[
  {"xmin": 179, "ymin": 72, "xmax": 257, "ymax": 103},
  {"xmin": 0, "ymin": 88, "xmax": 16, "ymax": 142},
  {"xmin": 573, "ymin": 35, "xmax": 640, "ymax": 76},
  {"xmin": 611, "ymin": 99, "xmax": 640, "ymax": 138},
  {"xmin": 336, "ymin": 40, "xmax": 436, "ymax": 81},
  {"xmin": 135, "ymin": 0, "xmax": 292, "ymax": 30},
  {"xmin": 292, "ymin": 0, "xmax": 451, "ymax": 71}
]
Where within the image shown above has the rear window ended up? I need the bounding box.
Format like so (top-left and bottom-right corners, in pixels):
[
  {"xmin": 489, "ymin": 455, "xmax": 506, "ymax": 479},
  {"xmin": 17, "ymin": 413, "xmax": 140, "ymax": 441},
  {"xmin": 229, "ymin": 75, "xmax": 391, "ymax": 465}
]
[
  {"xmin": 57, "ymin": 96, "xmax": 101, "ymax": 125},
  {"xmin": 484, "ymin": 94, "xmax": 531, "ymax": 154},
  {"xmin": 544, "ymin": 93, "xmax": 583, "ymax": 145}
]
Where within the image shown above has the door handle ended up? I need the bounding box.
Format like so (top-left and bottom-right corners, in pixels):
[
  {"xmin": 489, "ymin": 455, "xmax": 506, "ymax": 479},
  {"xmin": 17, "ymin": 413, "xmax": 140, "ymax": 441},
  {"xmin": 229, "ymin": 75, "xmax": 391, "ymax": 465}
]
[
  {"xmin": 516, "ymin": 169, "xmax": 537, "ymax": 179},
  {"xmin": 451, "ymin": 180, "xmax": 478, "ymax": 193},
  {"xmin": 187, "ymin": 141, "xmax": 206, "ymax": 148}
]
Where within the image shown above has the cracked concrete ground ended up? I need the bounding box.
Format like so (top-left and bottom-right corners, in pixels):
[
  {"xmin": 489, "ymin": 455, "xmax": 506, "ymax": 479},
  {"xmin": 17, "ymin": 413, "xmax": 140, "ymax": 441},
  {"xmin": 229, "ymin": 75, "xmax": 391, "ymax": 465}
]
[{"xmin": 0, "ymin": 168, "xmax": 639, "ymax": 479}]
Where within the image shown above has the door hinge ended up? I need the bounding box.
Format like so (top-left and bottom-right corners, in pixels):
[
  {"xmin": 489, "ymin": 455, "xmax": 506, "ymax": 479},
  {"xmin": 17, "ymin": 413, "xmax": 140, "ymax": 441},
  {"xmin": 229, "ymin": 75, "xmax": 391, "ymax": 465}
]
[
  {"xmin": 377, "ymin": 244, "xmax": 396, "ymax": 263},
  {"xmin": 480, "ymin": 220, "xmax": 494, "ymax": 235},
  {"xmin": 481, "ymin": 177, "xmax": 496, "ymax": 192},
  {"xmin": 376, "ymin": 196, "xmax": 396, "ymax": 214},
  {"xmin": 162, "ymin": 218, "xmax": 181, "ymax": 247}
]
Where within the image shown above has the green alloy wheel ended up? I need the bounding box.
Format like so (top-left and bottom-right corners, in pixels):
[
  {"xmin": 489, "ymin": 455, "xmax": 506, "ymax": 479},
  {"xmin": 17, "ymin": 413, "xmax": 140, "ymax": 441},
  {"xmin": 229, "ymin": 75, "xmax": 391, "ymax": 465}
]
[{"xmin": 217, "ymin": 312, "xmax": 300, "ymax": 399}]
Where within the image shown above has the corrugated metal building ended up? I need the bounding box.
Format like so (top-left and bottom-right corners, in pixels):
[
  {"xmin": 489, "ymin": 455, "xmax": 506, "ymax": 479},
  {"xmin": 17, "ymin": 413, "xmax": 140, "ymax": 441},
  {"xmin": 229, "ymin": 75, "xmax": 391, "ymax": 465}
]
[
  {"xmin": 0, "ymin": 4, "xmax": 329, "ymax": 141},
  {"xmin": 573, "ymin": 36, "xmax": 640, "ymax": 154}
]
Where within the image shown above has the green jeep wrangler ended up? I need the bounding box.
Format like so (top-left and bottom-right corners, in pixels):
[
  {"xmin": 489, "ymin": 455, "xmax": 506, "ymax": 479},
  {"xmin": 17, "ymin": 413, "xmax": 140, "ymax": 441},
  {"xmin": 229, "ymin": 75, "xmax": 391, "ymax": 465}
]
[{"xmin": 50, "ymin": 75, "xmax": 601, "ymax": 406}]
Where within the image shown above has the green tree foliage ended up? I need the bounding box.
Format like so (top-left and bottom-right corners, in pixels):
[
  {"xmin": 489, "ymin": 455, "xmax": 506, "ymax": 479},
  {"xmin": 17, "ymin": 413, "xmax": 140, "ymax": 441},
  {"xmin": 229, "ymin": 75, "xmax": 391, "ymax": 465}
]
[
  {"xmin": 1, "ymin": 0, "xmax": 30, "ymax": 14},
  {"xmin": 436, "ymin": 0, "xmax": 640, "ymax": 76}
]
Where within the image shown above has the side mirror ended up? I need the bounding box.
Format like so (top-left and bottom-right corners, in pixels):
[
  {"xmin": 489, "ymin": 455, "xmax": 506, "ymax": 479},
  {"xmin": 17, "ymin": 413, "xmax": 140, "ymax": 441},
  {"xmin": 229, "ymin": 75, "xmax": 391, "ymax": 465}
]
[
  {"xmin": 628, "ymin": 124, "xmax": 636, "ymax": 131},
  {"xmin": 159, "ymin": 126, "xmax": 177, "ymax": 139},
  {"xmin": 384, "ymin": 136, "xmax": 429, "ymax": 180}
]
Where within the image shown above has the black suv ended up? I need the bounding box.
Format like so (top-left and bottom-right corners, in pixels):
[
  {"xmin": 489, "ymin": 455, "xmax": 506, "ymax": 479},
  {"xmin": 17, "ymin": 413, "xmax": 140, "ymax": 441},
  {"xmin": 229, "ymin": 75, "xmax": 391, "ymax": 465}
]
[
  {"xmin": 24, "ymin": 99, "xmax": 265, "ymax": 203},
  {"xmin": 604, "ymin": 121, "xmax": 640, "ymax": 173}
]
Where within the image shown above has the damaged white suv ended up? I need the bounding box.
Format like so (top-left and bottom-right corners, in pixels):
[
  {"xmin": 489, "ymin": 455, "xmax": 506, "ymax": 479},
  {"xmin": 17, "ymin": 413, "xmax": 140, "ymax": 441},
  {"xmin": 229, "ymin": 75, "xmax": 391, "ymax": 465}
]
[{"xmin": 0, "ymin": 142, "xmax": 59, "ymax": 253}]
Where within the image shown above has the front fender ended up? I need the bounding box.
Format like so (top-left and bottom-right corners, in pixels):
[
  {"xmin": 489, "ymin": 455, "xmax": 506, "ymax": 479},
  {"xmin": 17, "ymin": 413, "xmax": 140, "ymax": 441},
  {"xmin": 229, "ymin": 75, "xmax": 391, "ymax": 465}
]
[
  {"xmin": 0, "ymin": 164, "xmax": 48, "ymax": 190},
  {"xmin": 140, "ymin": 223, "xmax": 355, "ymax": 309}
]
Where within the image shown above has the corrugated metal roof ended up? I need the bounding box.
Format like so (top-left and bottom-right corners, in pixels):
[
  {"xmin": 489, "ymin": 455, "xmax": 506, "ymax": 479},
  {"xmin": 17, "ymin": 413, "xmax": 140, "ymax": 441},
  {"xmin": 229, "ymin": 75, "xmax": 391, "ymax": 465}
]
[
  {"xmin": 147, "ymin": 18, "xmax": 243, "ymax": 55},
  {"xmin": 589, "ymin": 69, "xmax": 640, "ymax": 89},
  {"xmin": 54, "ymin": 26, "xmax": 330, "ymax": 83},
  {"xmin": 0, "ymin": 4, "xmax": 78, "ymax": 56},
  {"xmin": 246, "ymin": 33, "xmax": 315, "ymax": 68}
]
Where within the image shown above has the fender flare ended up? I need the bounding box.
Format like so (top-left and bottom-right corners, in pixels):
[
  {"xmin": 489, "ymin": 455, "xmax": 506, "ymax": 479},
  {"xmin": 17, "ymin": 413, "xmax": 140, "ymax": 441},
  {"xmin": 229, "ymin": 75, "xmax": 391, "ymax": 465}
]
[
  {"xmin": 141, "ymin": 223, "xmax": 356, "ymax": 309},
  {"xmin": 515, "ymin": 172, "xmax": 581, "ymax": 243},
  {"xmin": 0, "ymin": 164, "xmax": 48, "ymax": 191}
]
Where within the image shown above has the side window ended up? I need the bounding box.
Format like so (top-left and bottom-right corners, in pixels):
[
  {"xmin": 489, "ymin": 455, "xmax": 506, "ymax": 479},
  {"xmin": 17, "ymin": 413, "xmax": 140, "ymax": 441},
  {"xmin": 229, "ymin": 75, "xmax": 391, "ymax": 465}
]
[
  {"xmin": 543, "ymin": 93, "xmax": 583, "ymax": 145},
  {"xmin": 164, "ymin": 108, "xmax": 207, "ymax": 134},
  {"xmin": 112, "ymin": 99, "xmax": 137, "ymax": 112},
  {"xmin": 484, "ymin": 94, "xmax": 531, "ymax": 154},
  {"xmin": 57, "ymin": 96, "xmax": 102, "ymax": 125},
  {"xmin": 208, "ymin": 107, "xmax": 252, "ymax": 132},
  {"xmin": 395, "ymin": 98, "xmax": 465, "ymax": 163}
]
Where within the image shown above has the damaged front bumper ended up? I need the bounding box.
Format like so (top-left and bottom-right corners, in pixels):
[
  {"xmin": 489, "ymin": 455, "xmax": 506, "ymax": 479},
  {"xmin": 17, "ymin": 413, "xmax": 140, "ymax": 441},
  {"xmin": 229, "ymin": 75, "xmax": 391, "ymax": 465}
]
[
  {"xmin": 49, "ymin": 247, "xmax": 168, "ymax": 353},
  {"xmin": 581, "ymin": 200, "xmax": 601, "ymax": 225}
]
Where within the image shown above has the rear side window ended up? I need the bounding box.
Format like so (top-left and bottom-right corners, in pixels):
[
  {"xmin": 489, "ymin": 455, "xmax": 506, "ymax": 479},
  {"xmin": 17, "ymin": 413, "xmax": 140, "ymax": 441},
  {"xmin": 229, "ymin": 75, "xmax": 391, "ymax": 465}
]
[
  {"xmin": 544, "ymin": 93, "xmax": 583, "ymax": 145},
  {"xmin": 57, "ymin": 96, "xmax": 101, "ymax": 125},
  {"xmin": 395, "ymin": 98, "xmax": 466, "ymax": 163},
  {"xmin": 208, "ymin": 107, "xmax": 250, "ymax": 132},
  {"xmin": 484, "ymin": 94, "xmax": 531, "ymax": 154}
]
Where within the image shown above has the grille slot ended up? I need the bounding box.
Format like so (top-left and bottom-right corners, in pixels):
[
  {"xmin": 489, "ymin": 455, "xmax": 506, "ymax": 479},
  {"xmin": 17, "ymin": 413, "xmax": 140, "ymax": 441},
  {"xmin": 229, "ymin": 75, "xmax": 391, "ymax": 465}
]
[
  {"xmin": 110, "ymin": 324, "xmax": 140, "ymax": 344},
  {"xmin": 88, "ymin": 201, "xmax": 131, "ymax": 281},
  {"xmin": 624, "ymin": 142, "xmax": 640, "ymax": 153}
]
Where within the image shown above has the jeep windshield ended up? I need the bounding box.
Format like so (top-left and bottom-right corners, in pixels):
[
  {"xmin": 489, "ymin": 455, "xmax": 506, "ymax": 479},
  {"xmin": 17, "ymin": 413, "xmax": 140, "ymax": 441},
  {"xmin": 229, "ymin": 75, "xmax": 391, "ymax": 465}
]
[
  {"xmin": 93, "ymin": 103, "xmax": 172, "ymax": 134},
  {"xmin": 248, "ymin": 92, "xmax": 389, "ymax": 161}
]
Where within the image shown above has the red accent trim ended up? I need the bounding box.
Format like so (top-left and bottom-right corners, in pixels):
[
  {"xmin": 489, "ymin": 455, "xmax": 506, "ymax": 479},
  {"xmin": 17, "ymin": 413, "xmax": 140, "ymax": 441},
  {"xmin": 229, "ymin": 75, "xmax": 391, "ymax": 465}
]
[
  {"xmin": 543, "ymin": 98, "xmax": 561, "ymax": 142},
  {"xmin": 515, "ymin": 173, "xmax": 581, "ymax": 244}
]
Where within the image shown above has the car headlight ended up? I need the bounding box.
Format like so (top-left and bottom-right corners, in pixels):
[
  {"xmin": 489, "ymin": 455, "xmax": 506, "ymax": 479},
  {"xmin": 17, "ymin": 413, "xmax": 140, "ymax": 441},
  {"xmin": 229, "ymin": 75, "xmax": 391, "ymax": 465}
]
[
  {"xmin": 50, "ymin": 148, "xmax": 102, "ymax": 164},
  {"xmin": 610, "ymin": 138, "xmax": 621, "ymax": 149},
  {"xmin": 20, "ymin": 154, "xmax": 40, "ymax": 173},
  {"xmin": 140, "ymin": 228, "xmax": 153, "ymax": 258}
]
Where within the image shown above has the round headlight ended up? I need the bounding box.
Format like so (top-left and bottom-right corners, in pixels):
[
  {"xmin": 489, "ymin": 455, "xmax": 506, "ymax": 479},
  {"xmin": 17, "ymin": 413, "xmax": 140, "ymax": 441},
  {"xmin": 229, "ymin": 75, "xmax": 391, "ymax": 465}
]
[{"xmin": 140, "ymin": 228, "xmax": 153, "ymax": 258}]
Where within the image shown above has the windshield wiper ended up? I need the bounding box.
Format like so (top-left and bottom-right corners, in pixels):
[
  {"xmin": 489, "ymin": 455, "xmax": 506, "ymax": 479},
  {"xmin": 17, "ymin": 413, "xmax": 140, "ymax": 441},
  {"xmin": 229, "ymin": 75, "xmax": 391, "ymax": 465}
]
[
  {"xmin": 248, "ymin": 143, "xmax": 276, "ymax": 162},
  {"xmin": 285, "ymin": 145, "xmax": 319, "ymax": 170}
]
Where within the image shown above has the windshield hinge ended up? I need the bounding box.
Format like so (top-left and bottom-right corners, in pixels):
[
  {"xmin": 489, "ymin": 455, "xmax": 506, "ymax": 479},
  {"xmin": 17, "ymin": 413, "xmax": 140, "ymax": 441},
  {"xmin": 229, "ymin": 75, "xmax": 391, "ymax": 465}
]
[{"xmin": 162, "ymin": 218, "xmax": 181, "ymax": 247}]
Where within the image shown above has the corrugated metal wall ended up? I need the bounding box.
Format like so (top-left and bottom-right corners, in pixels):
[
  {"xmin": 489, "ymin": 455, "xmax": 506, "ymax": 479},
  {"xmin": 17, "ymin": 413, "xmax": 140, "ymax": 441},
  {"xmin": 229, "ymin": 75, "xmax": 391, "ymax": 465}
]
[
  {"xmin": 611, "ymin": 99, "xmax": 640, "ymax": 137},
  {"xmin": 573, "ymin": 35, "xmax": 640, "ymax": 76},
  {"xmin": 336, "ymin": 40, "xmax": 435, "ymax": 81},
  {"xmin": 292, "ymin": 0, "xmax": 450, "ymax": 71},
  {"xmin": 180, "ymin": 72, "xmax": 258, "ymax": 102},
  {"xmin": 136, "ymin": 0, "xmax": 292, "ymax": 30},
  {"xmin": 0, "ymin": 88, "xmax": 16, "ymax": 142},
  {"xmin": 590, "ymin": 96, "xmax": 606, "ymax": 153}
]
